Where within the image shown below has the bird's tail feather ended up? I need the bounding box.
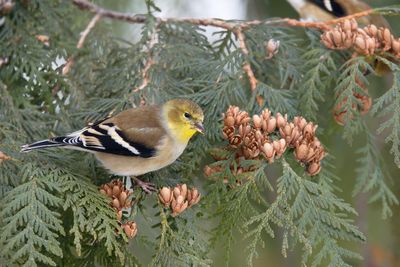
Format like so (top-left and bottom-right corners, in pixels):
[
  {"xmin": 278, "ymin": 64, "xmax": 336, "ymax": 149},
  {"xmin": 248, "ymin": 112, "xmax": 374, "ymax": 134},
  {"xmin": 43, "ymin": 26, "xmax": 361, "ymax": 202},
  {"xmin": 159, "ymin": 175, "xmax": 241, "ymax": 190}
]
[{"xmin": 20, "ymin": 139, "xmax": 66, "ymax": 153}]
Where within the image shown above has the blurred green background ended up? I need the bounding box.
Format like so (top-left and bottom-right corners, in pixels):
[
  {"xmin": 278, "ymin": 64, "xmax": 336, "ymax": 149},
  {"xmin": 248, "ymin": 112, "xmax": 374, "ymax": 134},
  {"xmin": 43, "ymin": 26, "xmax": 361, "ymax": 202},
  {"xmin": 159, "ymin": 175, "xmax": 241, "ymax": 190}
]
[{"xmin": 98, "ymin": 1, "xmax": 400, "ymax": 266}]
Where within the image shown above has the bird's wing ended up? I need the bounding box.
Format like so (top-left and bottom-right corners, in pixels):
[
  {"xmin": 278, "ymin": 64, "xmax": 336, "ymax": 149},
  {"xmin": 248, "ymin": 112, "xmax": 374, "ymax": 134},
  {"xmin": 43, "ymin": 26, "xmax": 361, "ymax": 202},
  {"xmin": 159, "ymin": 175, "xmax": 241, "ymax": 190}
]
[
  {"xmin": 308, "ymin": 0, "xmax": 346, "ymax": 17},
  {"xmin": 53, "ymin": 106, "xmax": 166, "ymax": 158}
]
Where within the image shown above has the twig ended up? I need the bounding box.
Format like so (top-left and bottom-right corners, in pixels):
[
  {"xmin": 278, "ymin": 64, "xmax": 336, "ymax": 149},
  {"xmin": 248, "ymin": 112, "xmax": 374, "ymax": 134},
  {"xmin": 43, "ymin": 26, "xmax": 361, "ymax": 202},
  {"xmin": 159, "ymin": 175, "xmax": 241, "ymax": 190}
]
[
  {"xmin": 132, "ymin": 58, "xmax": 155, "ymax": 93},
  {"xmin": 130, "ymin": 30, "xmax": 159, "ymax": 107},
  {"xmin": 77, "ymin": 13, "xmax": 102, "ymax": 49},
  {"xmin": 132, "ymin": 30, "xmax": 158, "ymax": 94},
  {"xmin": 62, "ymin": 13, "xmax": 102, "ymax": 75},
  {"xmin": 61, "ymin": 57, "xmax": 74, "ymax": 76},
  {"xmin": 234, "ymin": 28, "xmax": 257, "ymax": 91}
]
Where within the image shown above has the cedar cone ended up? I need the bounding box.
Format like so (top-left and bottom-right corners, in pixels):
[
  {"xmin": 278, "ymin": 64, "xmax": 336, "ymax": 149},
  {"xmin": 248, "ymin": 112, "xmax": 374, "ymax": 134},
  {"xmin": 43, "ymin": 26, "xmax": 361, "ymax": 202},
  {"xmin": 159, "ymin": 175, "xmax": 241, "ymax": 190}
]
[
  {"xmin": 122, "ymin": 221, "xmax": 138, "ymax": 239},
  {"xmin": 171, "ymin": 195, "xmax": 188, "ymax": 217},
  {"xmin": 158, "ymin": 184, "xmax": 201, "ymax": 217},
  {"xmin": 173, "ymin": 184, "xmax": 188, "ymax": 199},
  {"xmin": 273, "ymin": 139, "xmax": 287, "ymax": 158},
  {"xmin": 261, "ymin": 142, "xmax": 275, "ymax": 163},
  {"xmin": 223, "ymin": 126, "xmax": 235, "ymax": 140},
  {"xmin": 265, "ymin": 39, "xmax": 280, "ymax": 59},
  {"xmin": 35, "ymin": 35, "xmax": 50, "ymax": 47},
  {"xmin": 159, "ymin": 187, "xmax": 173, "ymax": 207},
  {"xmin": 307, "ymin": 161, "xmax": 322, "ymax": 176},
  {"xmin": 99, "ymin": 179, "xmax": 132, "ymax": 212},
  {"xmin": 279, "ymin": 122, "xmax": 303, "ymax": 147},
  {"xmin": 187, "ymin": 188, "xmax": 201, "ymax": 207}
]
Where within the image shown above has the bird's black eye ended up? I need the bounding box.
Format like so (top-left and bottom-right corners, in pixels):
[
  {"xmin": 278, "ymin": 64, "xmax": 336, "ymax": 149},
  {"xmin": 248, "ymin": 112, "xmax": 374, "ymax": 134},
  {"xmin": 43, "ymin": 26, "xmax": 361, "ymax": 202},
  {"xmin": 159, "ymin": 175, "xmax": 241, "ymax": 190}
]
[{"xmin": 184, "ymin": 112, "xmax": 191, "ymax": 119}]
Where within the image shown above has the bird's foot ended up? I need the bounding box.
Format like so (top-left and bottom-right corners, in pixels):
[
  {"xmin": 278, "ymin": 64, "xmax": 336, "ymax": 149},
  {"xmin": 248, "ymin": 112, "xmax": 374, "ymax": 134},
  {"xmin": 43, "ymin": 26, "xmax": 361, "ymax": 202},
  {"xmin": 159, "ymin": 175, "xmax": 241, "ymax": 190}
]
[{"xmin": 131, "ymin": 177, "xmax": 157, "ymax": 194}]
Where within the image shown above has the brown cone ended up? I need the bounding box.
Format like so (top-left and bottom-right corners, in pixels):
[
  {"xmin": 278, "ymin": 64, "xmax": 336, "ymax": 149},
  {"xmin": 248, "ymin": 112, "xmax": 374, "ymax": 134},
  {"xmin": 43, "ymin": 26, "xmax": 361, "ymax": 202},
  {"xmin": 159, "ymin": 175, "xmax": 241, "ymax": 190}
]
[
  {"xmin": 122, "ymin": 221, "xmax": 138, "ymax": 239},
  {"xmin": 99, "ymin": 179, "xmax": 132, "ymax": 212}
]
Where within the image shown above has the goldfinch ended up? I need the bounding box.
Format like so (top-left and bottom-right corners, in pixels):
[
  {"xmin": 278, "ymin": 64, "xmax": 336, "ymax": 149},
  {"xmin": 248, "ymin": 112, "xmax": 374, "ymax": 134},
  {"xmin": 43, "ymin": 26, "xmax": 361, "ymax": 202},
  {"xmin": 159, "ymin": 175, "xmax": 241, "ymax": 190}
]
[{"xmin": 21, "ymin": 99, "xmax": 205, "ymax": 192}]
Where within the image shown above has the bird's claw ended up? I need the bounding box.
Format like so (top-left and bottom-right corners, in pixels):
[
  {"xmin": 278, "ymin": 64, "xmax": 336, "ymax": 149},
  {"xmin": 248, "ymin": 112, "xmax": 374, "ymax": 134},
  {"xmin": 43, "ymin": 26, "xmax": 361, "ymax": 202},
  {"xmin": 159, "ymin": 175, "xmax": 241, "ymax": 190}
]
[{"xmin": 132, "ymin": 177, "xmax": 157, "ymax": 194}]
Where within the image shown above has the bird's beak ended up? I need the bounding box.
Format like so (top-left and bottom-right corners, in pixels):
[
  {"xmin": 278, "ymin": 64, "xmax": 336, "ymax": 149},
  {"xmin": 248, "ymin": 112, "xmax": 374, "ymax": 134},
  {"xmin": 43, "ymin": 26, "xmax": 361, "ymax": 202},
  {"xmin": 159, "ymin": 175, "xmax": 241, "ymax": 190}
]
[{"xmin": 194, "ymin": 122, "xmax": 205, "ymax": 134}]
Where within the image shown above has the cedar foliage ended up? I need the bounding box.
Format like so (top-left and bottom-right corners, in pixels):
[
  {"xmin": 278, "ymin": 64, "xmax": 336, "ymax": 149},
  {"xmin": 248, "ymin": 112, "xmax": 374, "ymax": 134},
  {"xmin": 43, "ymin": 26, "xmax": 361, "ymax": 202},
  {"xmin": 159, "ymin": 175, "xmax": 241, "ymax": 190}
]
[{"xmin": 0, "ymin": 1, "xmax": 399, "ymax": 266}]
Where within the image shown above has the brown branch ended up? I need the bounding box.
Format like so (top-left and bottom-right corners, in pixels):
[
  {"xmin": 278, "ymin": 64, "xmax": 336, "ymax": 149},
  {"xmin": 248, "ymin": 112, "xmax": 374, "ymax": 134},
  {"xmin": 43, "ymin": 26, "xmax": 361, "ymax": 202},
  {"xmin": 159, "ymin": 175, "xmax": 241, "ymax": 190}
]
[
  {"xmin": 129, "ymin": 30, "xmax": 159, "ymax": 106},
  {"xmin": 131, "ymin": 30, "xmax": 158, "ymax": 95},
  {"xmin": 234, "ymin": 28, "xmax": 257, "ymax": 91},
  {"xmin": 77, "ymin": 13, "xmax": 102, "ymax": 49},
  {"xmin": 61, "ymin": 57, "xmax": 74, "ymax": 76},
  {"xmin": 132, "ymin": 58, "xmax": 155, "ymax": 93},
  {"xmin": 284, "ymin": 19, "xmax": 331, "ymax": 31}
]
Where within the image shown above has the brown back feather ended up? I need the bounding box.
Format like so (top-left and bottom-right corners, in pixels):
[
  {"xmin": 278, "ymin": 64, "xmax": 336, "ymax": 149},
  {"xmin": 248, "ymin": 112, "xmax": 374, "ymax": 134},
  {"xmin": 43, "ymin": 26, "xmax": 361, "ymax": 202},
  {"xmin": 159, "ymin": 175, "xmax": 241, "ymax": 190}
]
[{"xmin": 105, "ymin": 105, "xmax": 166, "ymax": 149}]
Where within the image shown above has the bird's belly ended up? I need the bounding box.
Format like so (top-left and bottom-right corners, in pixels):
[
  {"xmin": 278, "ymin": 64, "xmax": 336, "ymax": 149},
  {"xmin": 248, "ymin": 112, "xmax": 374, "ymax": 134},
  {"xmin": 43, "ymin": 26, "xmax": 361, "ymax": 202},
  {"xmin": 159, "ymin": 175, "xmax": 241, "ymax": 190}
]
[
  {"xmin": 95, "ymin": 155, "xmax": 174, "ymax": 176},
  {"xmin": 94, "ymin": 139, "xmax": 187, "ymax": 176}
]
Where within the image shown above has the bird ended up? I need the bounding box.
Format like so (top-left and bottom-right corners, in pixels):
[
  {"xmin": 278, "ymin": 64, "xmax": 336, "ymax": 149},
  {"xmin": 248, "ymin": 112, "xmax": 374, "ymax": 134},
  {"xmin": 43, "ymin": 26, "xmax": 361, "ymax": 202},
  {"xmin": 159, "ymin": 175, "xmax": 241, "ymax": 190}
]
[
  {"xmin": 21, "ymin": 98, "xmax": 205, "ymax": 193},
  {"xmin": 286, "ymin": 0, "xmax": 392, "ymax": 76}
]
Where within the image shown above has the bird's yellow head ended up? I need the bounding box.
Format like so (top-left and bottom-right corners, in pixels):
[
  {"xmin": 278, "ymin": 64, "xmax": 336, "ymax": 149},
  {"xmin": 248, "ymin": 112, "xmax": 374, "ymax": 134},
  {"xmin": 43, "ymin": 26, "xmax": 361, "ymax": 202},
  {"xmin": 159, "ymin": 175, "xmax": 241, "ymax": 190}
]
[{"xmin": 163, "ymin": 99, "xmax": 204, "ymax": 143}]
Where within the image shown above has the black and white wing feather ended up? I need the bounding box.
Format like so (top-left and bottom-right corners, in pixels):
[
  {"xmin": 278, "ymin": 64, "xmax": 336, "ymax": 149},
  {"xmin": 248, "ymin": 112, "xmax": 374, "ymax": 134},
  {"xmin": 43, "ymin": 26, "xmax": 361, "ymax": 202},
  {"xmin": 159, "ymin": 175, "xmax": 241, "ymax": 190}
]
[
  {"xmin": 21, "ymin": 120, "xmax": 157, "ymax": 158},
  {"xmin": 309, "ymin": 0, "xmax": 346, "ymax": 17}
]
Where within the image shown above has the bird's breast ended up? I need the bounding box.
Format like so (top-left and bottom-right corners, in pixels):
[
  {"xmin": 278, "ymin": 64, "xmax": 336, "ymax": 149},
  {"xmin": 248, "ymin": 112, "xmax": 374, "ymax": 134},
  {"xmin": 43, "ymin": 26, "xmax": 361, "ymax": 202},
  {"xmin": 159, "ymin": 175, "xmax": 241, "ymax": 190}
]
[{"xmin": 94, "ymin": 136, "xmax": 187, "ymax": 176}]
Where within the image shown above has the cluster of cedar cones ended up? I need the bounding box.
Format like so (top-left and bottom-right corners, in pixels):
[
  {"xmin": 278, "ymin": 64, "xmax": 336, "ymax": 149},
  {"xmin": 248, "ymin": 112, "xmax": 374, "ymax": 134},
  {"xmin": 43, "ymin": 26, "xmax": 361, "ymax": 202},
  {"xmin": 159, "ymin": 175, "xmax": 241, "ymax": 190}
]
[
  {"xmin": 99, "ymin": 180, "xmax": 137, "ymax": 239},
  {"xmin": 321, "ymin": 19, "xmax": 399, "ymax": 125},
  {"xmin": 99, "ymin": 181, "xmax": 201, "ymax": 238},
  {"xmin": 158, "ymin": 184, "xmax": 201, "ymax": 217},
  {"xmin": 321, "ymin": 19, "xmax": 400, "ymax": 58},
  {"xmin": 204, "ymin": 106, "xmax": 325, "ymax": 181}
]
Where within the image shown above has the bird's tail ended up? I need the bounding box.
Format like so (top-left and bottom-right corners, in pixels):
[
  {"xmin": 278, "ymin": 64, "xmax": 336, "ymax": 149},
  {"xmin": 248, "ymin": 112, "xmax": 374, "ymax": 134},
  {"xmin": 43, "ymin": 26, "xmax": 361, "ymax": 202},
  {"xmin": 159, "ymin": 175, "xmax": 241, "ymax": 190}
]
[{"xmin": 20, "ymin": 139, "xmax": 67, "ymax": 153}]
